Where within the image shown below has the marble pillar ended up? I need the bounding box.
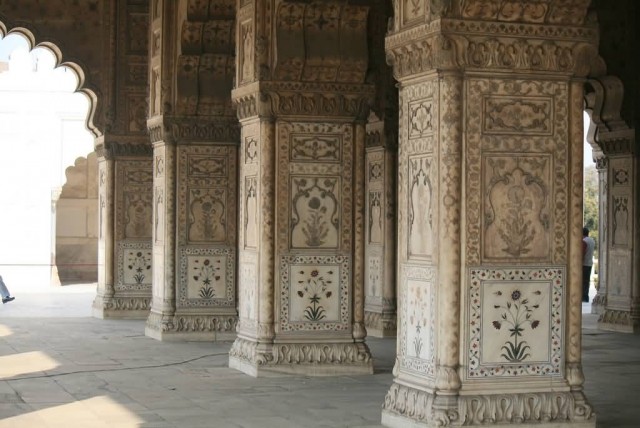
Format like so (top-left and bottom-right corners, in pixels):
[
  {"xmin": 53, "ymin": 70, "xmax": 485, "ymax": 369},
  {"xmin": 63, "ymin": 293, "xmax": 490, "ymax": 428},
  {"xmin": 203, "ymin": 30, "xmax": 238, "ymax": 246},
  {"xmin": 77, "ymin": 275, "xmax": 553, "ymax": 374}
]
[
  {"xmin": 382, "ymin": 1, "xmax": 598, "ymax": 426},
  {"xmin": 93, "ymin": 139, "xmax": 153, "ymax": 319},
  {"xmin": 364, "ymin": 115, "xmax": 397, "ymax": 337},
  {"xmin": 599, "ymin": 153, "xmax": 639, "ymax": 332},
  {"xmin": 590, "ymin": 154, "xmax": 608, "ymax": 314},
  {"xmin": 145, "ymin": 0, "xmax": 240, "ymax": 341},
  {"xmin": 229, "ymin": 0, "xmax": 375, "ymax": 376}
]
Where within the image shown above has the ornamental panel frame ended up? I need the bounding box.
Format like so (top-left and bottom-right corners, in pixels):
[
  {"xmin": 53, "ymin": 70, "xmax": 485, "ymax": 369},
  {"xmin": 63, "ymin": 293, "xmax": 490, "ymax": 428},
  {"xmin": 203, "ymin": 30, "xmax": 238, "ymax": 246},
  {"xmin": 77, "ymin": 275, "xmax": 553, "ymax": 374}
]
[
  {"xmin": 279, "ymin": 255, "xmax": 351, "ymax": 333},
  {"xmin": 117, "ymin": 241, "xmax": 152, "ymax": 291},
  {"xmin": 398, "ymin": 264, "xmax": 436, "ymax": 379},
  {"xmin": 178, "ymin": 246, "xmax": 236, "ymax": 308},
  {"xmin": 466, "ymin": 267, "xmax": 564, "ymax": 380},
  {"xmin": 465, "ymin": 78, "xmax": 569, "ymax": 266}
]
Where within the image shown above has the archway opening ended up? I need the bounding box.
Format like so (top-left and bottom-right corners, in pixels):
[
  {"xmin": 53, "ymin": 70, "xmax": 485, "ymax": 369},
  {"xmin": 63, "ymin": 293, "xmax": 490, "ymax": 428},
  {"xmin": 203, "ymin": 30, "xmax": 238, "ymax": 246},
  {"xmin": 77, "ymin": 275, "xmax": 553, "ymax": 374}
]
[{"xmin": 0, "ymin": 33, "xmax": 96, "ymax": 294}]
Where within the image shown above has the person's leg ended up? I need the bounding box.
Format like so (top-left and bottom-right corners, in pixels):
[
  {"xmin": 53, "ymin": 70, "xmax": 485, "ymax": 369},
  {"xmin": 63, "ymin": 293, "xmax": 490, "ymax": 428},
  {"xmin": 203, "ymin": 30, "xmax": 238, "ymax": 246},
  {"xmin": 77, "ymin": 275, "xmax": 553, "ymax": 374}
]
[
  {"xmin": 0, "ymin": 275, "xmax": 10, "ymax": 299},
  {"xmin": 582, "ymin": 266, "xmax": 592, "ymax": 302}
]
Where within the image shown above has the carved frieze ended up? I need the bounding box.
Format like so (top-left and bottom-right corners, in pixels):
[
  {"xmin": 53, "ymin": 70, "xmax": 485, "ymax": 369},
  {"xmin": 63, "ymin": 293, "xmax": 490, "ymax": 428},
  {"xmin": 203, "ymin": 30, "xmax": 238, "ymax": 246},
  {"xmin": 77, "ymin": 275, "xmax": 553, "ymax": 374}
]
[
  {"xmin": 385, "ymin": 17, "xmax": 598, "ymax": 79},
  {"xmin": 458, "ymin": 391, "xmax": 593, "ymax": 425},
  {"xmin": 232, "ymin": 82, "xmax": 374, "ymax": 120}
]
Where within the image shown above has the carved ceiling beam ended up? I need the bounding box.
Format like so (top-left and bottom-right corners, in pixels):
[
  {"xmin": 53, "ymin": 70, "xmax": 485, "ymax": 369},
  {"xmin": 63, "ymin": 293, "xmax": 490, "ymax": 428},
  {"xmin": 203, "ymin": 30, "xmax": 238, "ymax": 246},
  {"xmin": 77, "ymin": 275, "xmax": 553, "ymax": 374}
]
[{"xmin": 175, "ymin": 0, "xmax": 236, "ymax": 117}]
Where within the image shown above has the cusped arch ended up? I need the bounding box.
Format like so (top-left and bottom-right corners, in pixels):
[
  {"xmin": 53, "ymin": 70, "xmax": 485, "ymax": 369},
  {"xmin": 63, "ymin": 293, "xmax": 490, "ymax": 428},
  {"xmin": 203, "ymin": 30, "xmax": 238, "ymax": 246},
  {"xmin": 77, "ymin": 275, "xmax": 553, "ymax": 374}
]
[
  {"xmin": 584, "ymin": 75, "xmax": 635, "ymax": 158},
  {"xmin": 0, "ymin": 23, "xmax": 102, "ymax": 139}
]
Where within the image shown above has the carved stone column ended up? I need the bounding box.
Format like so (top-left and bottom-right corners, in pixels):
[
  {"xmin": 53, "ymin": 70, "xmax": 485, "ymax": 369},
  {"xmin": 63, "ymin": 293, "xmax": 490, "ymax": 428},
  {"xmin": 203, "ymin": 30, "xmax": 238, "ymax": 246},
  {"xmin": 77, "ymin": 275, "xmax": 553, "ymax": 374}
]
[
  {"xmin": 382, "ymin": 1, "xmax": 598, "ymax": 426},
  {"xmin": 364, "ymin": 115, "xmax": 397, "ymax": 337},
  {"xmin": 93, "ymin": 140, "xmax": 154, "ymax": 319},
  {"xmin": 585, "ymin": 75, "xmax": 639, "ymax": 333},
  {"xmin": 145, "ymin": 0, "xmax": 240, "ymax": 341},
  {"xmin": 591, "ymin": 154, "xmax": 608, "ymax": 314},
  {"xmin": 229, "ymin": 0, "xmax": 375, "ymax": 376},
  {"xmin": 599, "ymin": 144, "xmax": 638, "ymax": 332},
  {"xmin": 92, "ymin": 0, "xmax": 153, "ymax": 319}
]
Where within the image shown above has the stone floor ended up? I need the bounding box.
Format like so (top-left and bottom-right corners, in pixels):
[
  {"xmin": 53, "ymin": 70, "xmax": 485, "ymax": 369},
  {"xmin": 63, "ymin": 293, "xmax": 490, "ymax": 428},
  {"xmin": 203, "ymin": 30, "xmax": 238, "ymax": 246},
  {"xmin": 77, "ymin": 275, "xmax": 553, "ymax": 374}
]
[{"xmin": 0, "ymin": 284, "xmax": 638, "ymax": 428}]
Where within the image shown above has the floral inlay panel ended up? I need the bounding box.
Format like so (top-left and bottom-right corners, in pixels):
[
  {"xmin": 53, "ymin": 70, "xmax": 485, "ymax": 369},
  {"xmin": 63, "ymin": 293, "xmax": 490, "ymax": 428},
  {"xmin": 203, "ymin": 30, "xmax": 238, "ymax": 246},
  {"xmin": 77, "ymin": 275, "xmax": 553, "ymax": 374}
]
[
  {"xmin": 465, "ymin": 79, "xmax": 568, "ymax": 266},
  {"xmin": 399, "ymin": 265, "xmax": 436, "ymax": 378},
  {"xmin": 280, "ymin": 255, "xmax": 350, "ymax": 332},
  {"xmin": 178, "ymin": 247, "xmax": 235, "ymax": 307},
  {"xmin": 239, "ymin": 251, "xmax": 257, "ymax": 324},
  {"xmin": 118, "ymin": 242, "xmax": 152, "ymax": 290},
  {"xmin": 483, "ymin": 155, "xmax": 551, "ymax": 261},
  {"xmin": 116, "ymin": 161, "xmax": 153, "ymax": 241},
  {"xmin": 290, "ymin": 177, "xmax": 340, "ymax": 249},
  {"xmin": 188, "ymin": 188, "xmax": 227, "ymax": 242},
  {"xmin": 408, "ymin": 155, "xmax": 435, "ymax": 260},
  {"xmin": 467, "ymin": 267, "xmax": 564, "ymax": 379}
]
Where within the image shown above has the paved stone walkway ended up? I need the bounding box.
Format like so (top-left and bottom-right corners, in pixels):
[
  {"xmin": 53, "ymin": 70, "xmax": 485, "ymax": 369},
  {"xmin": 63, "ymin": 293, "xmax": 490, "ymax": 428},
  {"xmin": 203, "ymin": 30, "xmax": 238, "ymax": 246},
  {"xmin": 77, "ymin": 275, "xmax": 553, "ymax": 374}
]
[{"xmin": 0, "ymin": 285, "xmax": 638, "ymax": 427}]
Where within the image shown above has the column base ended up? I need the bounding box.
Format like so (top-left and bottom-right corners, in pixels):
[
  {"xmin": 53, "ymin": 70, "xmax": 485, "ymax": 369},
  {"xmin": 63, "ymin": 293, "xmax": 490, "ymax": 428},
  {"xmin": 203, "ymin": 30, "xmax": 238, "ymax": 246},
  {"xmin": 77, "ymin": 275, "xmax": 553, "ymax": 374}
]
[
  {"xmin": 92, "ymin": 294, "xmax": 151, "ymax": 319},
  {"xmin": 228, "ymin": 337, "xmax": 374, "ymax": 377},
  {"xmin": 590, "ymin": 293, "xmax": 606, "ymax": 314},
  {"xmin": 598, "ymin": 308, "xmax": 640, "ymax": 333},
  {"xmin": 145, "ymin": 310, "xmax": 237, "ymax": 341},
  {"xmin": 382, "ymin": 382, "xmax": 596, "ymax": 428},
  {"xmin": 365, "ymin": 310, "xmax": 397, "ymax": 337}
]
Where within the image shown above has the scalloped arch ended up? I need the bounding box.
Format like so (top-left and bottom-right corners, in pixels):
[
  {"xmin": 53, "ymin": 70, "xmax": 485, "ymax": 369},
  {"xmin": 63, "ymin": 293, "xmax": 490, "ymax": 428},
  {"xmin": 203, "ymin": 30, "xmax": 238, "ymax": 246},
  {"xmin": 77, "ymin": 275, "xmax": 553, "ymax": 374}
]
[{"xmin": 0, "ymin": 23, "xmax": 102, "ymax": 139}]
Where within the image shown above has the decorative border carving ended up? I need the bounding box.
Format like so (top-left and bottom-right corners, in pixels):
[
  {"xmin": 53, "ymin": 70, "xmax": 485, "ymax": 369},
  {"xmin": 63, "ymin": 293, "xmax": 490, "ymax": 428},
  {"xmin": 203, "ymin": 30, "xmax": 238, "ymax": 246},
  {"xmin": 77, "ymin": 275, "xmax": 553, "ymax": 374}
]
[
  {"xmin": 229, "ymin": 337, "xmax": 372, "ymax": 367},
  {"xmin": 458, "ymin": 391, "xmax": 594, "ymax": 425},
  {"xmin": 174, "ymin": 315, "xmax": 237, "ymax": 333}
]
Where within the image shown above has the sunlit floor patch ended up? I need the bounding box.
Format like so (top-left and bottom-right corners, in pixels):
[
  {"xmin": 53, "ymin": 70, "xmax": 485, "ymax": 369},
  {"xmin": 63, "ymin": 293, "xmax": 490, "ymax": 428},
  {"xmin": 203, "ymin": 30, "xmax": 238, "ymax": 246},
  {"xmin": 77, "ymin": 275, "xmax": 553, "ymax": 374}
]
[
  {"xmin": 0, "ymin": 324, "xmax": 12, "ymax": 337},
  {"xmin": 0, "ymin": 395, "xmax": 144, "ymax": 427},
  {"xmin": 0, "ymin": 351, "xmax": 59, "ymax": 379}
]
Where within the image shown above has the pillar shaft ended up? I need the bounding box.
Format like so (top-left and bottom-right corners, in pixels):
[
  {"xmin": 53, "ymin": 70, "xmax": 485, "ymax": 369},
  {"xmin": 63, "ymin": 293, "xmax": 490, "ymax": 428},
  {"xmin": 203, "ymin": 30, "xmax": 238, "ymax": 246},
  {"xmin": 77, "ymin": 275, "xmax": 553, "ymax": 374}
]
[
  {"xmin": 364, "ymin": 117, "xmax": 398, "ymax": 337},
  {"xmin": 383, "ymin": 2, "xmax": 598, "ymax": 426},
  {"xmin": 145, "ymin": 0, "xmax": 240, "ymax": 341},
  {"xmin": 93, "ymin": 139, "xmax": 153, "ymax": 319},
  {"xmin": 591, "ymin": 155, "xmax": 608, "ymax": 314},
  {"xmin": 229, "ymin": 0, "xmax": 375, "ymax": 376}
]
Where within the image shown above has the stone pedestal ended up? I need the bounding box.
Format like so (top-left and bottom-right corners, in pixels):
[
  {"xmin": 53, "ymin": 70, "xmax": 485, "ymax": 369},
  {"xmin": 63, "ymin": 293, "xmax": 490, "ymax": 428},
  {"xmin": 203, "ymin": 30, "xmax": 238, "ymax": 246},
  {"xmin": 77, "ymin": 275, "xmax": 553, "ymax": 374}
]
[
  {"xmin": 229, "ymin": 0, "xmax": 375, "ymax": 376},
  {"xmin": 381, "ymin": 2, "xmax": 598, "ymax": 426},
  {"xmin": 93, "ymin": 140, "xmax": 153, "ymax": 320}
]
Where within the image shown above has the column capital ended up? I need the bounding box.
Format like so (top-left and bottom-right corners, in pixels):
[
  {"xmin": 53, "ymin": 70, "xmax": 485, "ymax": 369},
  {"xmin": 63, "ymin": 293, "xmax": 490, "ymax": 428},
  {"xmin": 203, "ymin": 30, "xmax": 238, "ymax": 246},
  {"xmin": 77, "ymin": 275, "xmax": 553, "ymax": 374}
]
[
  {"xmin": 147, "ymin": 115, "xmax": 240, "ymax": 146},
  {"xmin": 95, "ymin": 136, "xmax": 153, "ymax": 160},
  {"xmin": 385, "ymin": 16, "xmax": 601, "ymax": 80},
  {"xmin": 232, "ymin": 81, "xmax": 375, "ymax": 121}
]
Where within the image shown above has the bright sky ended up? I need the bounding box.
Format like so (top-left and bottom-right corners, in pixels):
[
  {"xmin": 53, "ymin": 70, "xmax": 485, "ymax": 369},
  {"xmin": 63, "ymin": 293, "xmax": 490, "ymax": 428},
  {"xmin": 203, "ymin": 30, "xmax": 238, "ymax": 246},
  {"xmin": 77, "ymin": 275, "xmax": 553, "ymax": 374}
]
[{"xmin": 0, "ymin": 33, "xmax": 93, "ymax": 289}]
